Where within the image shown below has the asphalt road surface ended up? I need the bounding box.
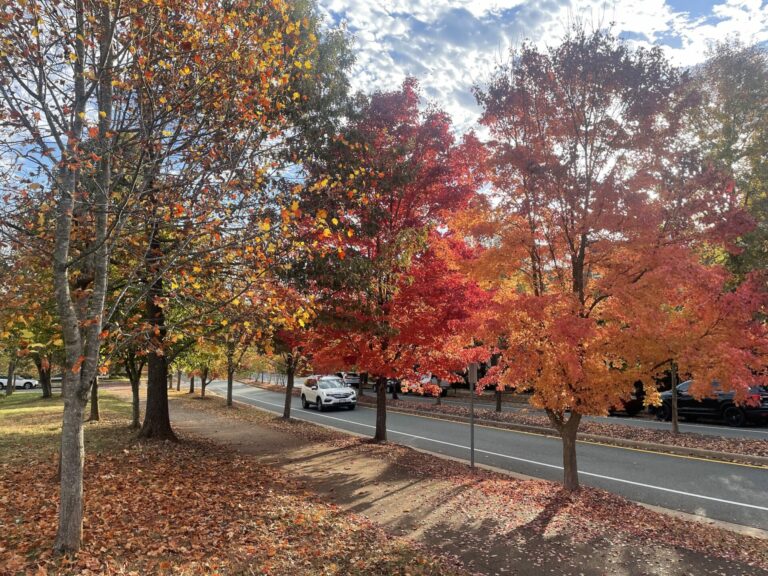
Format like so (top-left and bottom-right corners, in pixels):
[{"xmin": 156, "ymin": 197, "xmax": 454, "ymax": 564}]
[
  {"xmin": 207, "ymin": 380, "xmax": 768, "ymax": 531},
  {"xmin": 398, "ymin": 393, "xmax": 768, "ymax": 441}
]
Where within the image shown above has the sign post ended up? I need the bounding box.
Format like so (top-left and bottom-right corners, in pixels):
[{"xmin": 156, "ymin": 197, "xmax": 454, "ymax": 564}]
[{"xmin": 468, "ymin": 362, "xmax": 478, "ymax": 470}]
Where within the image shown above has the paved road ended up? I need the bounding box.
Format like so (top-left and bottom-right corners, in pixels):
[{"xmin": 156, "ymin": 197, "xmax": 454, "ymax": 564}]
[
  {"xmin": 396, "ymin": 394, "xmax": 768, "ymax": 441},
  {"xmin": 253, "ymin": 373, "xmax": 768, "ymax": 440},
  {"xmin": 207, "ymin": 380, "xmax": 768, "ymax": 531}
]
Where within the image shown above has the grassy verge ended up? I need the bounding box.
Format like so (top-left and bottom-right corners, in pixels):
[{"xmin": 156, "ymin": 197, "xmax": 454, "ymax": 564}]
[
  {"xmin": 0, "ymin": 393, "xmax": 132, "ymax": 465},
  {"xmin": 0, "ymin": 393, "xmax": 469, "ymax": 575}
]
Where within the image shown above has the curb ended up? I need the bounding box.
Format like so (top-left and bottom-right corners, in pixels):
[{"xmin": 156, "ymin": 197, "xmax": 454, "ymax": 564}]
[{"xmin": 356, "ymin": 399, "xmax": 768, "ymax": 468}]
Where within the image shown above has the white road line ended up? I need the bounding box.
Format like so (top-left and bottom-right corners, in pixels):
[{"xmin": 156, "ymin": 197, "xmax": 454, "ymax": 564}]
[{"xmin": 222, "ymin": 388, "xmax": 768, "ymax": 514}]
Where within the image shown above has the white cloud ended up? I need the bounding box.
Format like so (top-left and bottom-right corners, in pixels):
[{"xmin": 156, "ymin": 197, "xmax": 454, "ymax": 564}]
[{"xmin": 318, "ymin": 0, "xmax": 768, "ymax": 131}]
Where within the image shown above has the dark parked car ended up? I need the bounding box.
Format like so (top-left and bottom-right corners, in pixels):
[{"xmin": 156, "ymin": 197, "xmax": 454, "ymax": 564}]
[
  {"xmin": 658, "ymin": 380, "xmax": 768, "ymax": 426},
  {"xmin": 372, "ymin": 378, "xmax": 399, "ymax": 393},
  {"xmin": 609, "ymin": 381, "xmax": 646, "ymax": 417}
]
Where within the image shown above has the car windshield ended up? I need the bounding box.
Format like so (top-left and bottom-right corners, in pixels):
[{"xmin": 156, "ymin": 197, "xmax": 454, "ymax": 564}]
[{"xmin": 318, "ymin": 379, "xmax": 344, "ymax": 389}]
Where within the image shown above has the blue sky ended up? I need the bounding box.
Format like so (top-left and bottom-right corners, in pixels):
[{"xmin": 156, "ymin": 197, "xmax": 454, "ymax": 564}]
[{"xmin": 317, "ymin": 0, "xmax": 768, "ymax": 130}]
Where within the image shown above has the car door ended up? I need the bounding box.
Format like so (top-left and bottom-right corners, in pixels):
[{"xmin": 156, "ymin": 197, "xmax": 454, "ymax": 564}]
[
  {"xmin": 304, "ymin": 378, "xmax": 318, "ymax": 403},
  {"xmin": 700, "ymin": 381, "xmax": 722, "ymax": 418},
  {"xmin": 675, "ymin": 381, "xmax": 696, "ymax": 415}
]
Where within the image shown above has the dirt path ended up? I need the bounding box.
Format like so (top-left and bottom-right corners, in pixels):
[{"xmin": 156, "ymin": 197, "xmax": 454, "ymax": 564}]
[{"xmin": 107, "ymin": 385, "xmax": 768, "ymax": 576}]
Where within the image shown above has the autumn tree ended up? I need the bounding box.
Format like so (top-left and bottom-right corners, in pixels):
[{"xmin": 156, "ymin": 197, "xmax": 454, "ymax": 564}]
[
  {"xmin": 0, "ymin": 0, "xmax": 125, "ymax": 550},
  {"xmin": 305, "ymin": 79, "xmax": 484, "ymax": 441},
  {"xmin": 691, "ymin": 40, "xmax": 768, "ymax": 279},
  {"xmin": 0, "ymin": 0, "xmax": 332, "ymax": 552},
  {"xmin": 472, "ymin": 28, "xmax": 762, "ymax": 491}
]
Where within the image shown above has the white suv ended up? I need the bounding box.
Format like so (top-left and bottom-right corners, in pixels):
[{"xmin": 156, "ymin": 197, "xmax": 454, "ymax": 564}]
[
  {"xmin": 301, "ymin": 375, "xmax": 357, "ymax": 411},
  {"xmin": 0, "ymin": 375, "xmax": 39, "ymax": 390}
]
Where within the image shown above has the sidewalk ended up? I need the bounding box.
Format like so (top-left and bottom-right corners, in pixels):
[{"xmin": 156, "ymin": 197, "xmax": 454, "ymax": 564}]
[{"xmin": 110, "ymin": 386, "xmax": 768, "ymax": 575}]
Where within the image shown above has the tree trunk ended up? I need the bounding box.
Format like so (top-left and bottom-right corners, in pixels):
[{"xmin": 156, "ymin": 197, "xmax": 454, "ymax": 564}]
[
  {"xmin": 54, "ymin": 392, "xmax": 88, "ymax": 552},
  {"xmin": 390, "ymin": 380, "xmax": 399, "ymax": 400},
  {"xmin": 130, "ymin": 376, "xmax": 141, "ymax": 429},
  {"xmin": 201, "ymin": 368, "xmax": 208, "ymax": 398},
  {"xmin": 34, "ymin": 355, "xmax": 53, "ymax": 398},
  {"xmin": 138, "ymin": 212, "xmax": 174, "ymax": 439},
  {"xmin": 548, "ymin": 411, "xmax": 582, "ymax": 491},
  {"xmin": 359, "ymin": 372, "xmax": 367, "ymax": 397},
  {"xmin": 226, "ymin": 366, "xmax": 234, "ymax": 407},
  {"xmin": 283, "ymin": 359, "xmax": 295, "ymax": 419},
  {"xmin": 374, "ymin": 376, "xmax": 387, "ymax": 442},
  {"xmin": 139, "ymin": 352, "xmax": 176, "ymax": 440},
  {"xmin": 189, "ymin": 375, "xmax": 195, "ymax": 394},
  {"xmin": 52, "ymin": 0, "xmax": 113, "ymax": 553},
  {"xmin": 496, "ymin": 389, "xmax": 502, "ymax": 412},
  {"xmin": 88, "ymin": 378, "xmax": 99, "ymax": 421},
  {"xmin": 5, "ymin": 355, "xmax": 16, "ymax": 397},
  {"xmin": 41, "ymin": 366, "xmax": 52, "ymax": 399},
  {"xmin": 670, "ymin": 363, "xmax": 679, "ymax": 434},
  {"xmin": 176, "ymin": 369, "xmax": 181, "ymax": 392},
  {"xmin": 561, "ymin": 420, "xmax": 580, "ymax": 491},
  {"xmin": 124, "ymin": 354, "xmax": 144, "ymax": 430}
]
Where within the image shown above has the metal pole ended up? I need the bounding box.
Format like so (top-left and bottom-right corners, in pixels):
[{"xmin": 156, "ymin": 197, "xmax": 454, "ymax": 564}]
[{"xmin": 468, "ymin": 362, "xmax": 478, "ymax": 470}]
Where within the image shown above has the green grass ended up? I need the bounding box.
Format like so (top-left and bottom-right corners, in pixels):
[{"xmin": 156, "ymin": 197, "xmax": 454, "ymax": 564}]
[{"xmin": 0, "ymin": 392, "xmax": 133, "ymax": 464}]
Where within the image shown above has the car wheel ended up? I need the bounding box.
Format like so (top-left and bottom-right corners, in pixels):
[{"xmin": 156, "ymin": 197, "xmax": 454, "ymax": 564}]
[
  {"xmin": 660, "ymin": 403, "xmax": 672, "ymax": 421},
  {"xmin": 317, "ymin": 398, "xmax": 324, "ymax": 412},
  {"xmin": 0, "ymin": 383, "xmax": 4, "ymax": 390},
  {"xmin": 723, "ymin": 406, "xmax": 746, "ymax": 427},
  {"xmin": 301, "ymin": 395, "xmax": 309, "ymax": 409},
  {"xmin": 348, "ymin": 404, "xmax": 355, "ymax": 410},
  {"xmin": 23, "ymin": 382, "xmax": 32, "ymax": 389}
]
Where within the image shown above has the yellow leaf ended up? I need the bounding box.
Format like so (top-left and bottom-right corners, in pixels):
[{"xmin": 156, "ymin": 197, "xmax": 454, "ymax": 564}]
[
  {"xmin": 331, "ymin": 217, "xmax": 338, "ymax": 226},
  {"xmin": 304, "ymin": 60, "xmax": 312, "ymax": 70},
  {"xmin": 260, "ymin": 219, "xmax": 270, "ymax": 232},
  {"xmin": 180, "ymin": 65, "xmax": 191, "ymax": 76}
]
